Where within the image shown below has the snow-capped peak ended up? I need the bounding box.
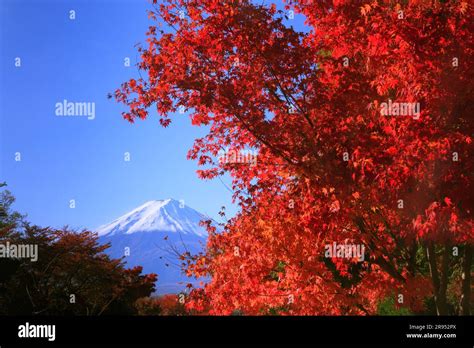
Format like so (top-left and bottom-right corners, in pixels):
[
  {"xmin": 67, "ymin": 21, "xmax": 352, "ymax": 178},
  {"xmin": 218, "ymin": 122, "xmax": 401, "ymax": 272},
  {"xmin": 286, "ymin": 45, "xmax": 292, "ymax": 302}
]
[{"xmin": 96, "ymin": 199, "xmax": 208, "ymax": 237}]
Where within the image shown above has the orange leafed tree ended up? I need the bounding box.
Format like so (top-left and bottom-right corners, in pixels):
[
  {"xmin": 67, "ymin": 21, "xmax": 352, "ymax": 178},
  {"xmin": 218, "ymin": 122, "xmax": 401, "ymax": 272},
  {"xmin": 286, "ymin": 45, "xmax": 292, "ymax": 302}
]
[{"xmin": 114, "ymin": 0, "xmax": 473, "ymax": 315}]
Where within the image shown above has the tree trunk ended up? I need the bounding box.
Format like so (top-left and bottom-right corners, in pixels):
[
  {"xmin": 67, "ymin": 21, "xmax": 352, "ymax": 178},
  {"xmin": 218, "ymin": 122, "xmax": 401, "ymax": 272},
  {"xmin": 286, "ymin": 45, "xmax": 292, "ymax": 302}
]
[
  {"xmin": 461, "ymin": 245, "xmax": 472, "ymax": 315},
  {"xmin": 426, "ymin": 243, "xmax": 449, "ymax": 315},
  {"xmin": 438, "ymin": 245, "xmax": 450, "ymax": 315},
  {"xmin": 408, "ymin": 242, "xmax": 417, "ymax": 277}
]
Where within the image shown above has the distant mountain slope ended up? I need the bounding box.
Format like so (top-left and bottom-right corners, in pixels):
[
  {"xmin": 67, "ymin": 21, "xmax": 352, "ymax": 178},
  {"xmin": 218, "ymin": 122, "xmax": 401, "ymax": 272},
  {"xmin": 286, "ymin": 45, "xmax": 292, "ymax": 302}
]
[{"xmin": 96, "ymin": 199, "xmax": 209, "ymax": 294}]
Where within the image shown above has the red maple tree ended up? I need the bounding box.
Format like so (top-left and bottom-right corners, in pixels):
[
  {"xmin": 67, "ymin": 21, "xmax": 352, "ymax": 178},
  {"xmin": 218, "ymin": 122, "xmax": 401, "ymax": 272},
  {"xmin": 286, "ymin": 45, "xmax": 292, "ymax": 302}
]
[{"xmin": 114, "ymin": 0, "xmax": 473, "ymax": 315}]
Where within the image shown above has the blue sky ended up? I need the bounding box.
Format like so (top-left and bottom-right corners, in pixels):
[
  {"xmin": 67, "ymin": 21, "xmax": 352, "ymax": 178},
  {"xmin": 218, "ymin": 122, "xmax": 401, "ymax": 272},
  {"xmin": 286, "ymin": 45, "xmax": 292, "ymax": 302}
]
[{"xmin": 0, "ymin": 0, "xmax": 307, "ymax": 230}]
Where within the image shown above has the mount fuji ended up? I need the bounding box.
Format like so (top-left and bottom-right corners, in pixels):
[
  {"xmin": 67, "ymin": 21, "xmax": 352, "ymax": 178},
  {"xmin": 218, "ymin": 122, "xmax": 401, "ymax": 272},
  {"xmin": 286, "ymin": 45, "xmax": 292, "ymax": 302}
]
[{"xmin": 96, "ymin": 199, "xmax": 209, "ymax": 294}]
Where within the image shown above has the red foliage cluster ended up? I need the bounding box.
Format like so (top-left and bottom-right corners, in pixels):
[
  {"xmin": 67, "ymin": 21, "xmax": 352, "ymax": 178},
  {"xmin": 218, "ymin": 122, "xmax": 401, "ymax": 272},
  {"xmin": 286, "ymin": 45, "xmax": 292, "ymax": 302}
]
[{"xmin": 115, "ymin": 0, "xmax": 473, "ymax": 315}]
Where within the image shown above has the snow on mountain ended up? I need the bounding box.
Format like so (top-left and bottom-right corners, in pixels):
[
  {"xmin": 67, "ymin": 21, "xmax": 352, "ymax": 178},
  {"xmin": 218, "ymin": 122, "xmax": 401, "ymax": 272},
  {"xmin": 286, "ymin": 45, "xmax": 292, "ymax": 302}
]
[
  {"xmin": 96, "ymin": 199, "xmax": 208, "ymax": 237},
  {"xmin": 96, "ymin": 199, "xmax": 210, "ymax": 294}
]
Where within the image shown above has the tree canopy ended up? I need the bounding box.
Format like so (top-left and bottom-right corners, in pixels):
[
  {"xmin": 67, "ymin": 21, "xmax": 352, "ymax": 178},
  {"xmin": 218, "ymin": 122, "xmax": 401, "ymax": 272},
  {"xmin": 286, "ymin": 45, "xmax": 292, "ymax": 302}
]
[{"xmin": 114, "ymin": 0, "xmax": 473, "ymax": 315}]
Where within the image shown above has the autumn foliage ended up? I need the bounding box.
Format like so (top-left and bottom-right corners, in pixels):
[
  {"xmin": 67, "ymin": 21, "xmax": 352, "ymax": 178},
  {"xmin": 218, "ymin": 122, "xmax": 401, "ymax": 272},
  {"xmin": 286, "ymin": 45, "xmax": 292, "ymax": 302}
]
[
  {"xmin": 115, "ymin": 0, "xmax": 473, "ymax": 315},
  {"xmin": 136, "ymin": 294, "xmax": 191, "ymax": 315},
  {"xmin": 0, "ymin": 184, "xmax": 157, "ymax": 315}
]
